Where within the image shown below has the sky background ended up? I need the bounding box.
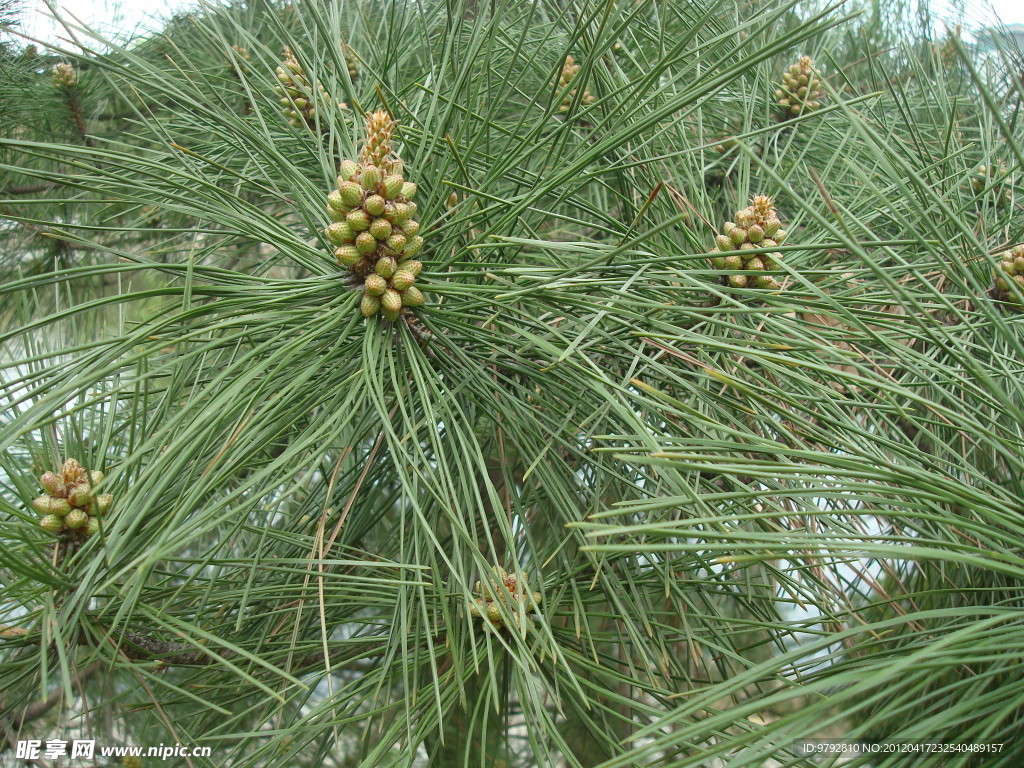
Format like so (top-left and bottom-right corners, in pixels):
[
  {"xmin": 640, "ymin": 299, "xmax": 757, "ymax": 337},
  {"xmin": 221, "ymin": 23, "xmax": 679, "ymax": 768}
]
[{"xmin": 18, "ymin": 0, "xmax": 1024, "ymax": 49}]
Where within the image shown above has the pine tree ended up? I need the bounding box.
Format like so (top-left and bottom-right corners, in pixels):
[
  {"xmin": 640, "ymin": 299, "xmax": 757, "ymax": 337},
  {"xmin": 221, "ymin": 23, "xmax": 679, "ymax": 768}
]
[{"xmin": 2, "ymin": 0, "xmax": 1024, "ymax": 766}]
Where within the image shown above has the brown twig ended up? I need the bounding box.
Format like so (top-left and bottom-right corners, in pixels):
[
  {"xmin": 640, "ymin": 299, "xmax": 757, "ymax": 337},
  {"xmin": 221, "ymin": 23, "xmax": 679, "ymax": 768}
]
[{"xmin": 1, "ymin": 183, "xmax": 55, "ymax": 196}]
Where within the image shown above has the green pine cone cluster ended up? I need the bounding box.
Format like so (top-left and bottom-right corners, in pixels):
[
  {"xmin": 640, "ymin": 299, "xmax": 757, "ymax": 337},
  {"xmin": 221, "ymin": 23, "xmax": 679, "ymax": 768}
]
[
  {"xmin": 51, "ymin": 62, "xmax": 77, "ymax": 89},
  {"xmin": 31, "ymin": 458, "xmax": 112, "ymax": 538},
  {"xmin": 709, "ymin": 195, "xmax": 787, "ymax": 290},
  {"xmin": 467, "ymin": 566, "xmax": 543, "ymax": 634},
  {"xmin": 992, "ymin": 244, "xmax": 1024, "ymax": 308},
  {"xmin": 557, "ymin": 55, "xmax": 595, "ymax": 112},
  {"xmin": 275, "ymin": 47, "xmax": 344, "ymax": 129},
  {"xmin": 776, "ymin": 56, "xmax": 823, "ymax": 118},
  {"xmin": 327, "ymin": 111, "xmax": 426, "ymax": 320}
]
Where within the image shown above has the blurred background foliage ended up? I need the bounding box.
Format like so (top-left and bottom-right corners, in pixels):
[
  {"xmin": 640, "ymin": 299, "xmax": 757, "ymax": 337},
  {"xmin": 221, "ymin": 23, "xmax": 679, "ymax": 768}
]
[{"xmin": 2, "ymin": 0, "xmax": 1024, "ymax": 765}]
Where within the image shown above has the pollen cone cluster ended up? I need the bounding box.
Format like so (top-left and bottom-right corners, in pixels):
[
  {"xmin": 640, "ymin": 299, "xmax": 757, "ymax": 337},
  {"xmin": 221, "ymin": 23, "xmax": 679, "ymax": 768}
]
[
  {"xmin": 709, "ymin": 195, "xmax": 787, "ymax": 290},
  {"xmin": 557, "ymin": 55, "xmax": 594, "ymax": 112},
  {"xmin": 32, "ymin": 459, "xmax": 111, "ymax": 538},
  {"xmin": 326, "ymin": 111, "xmax": 426, "ymax": 320},
  {"xmin": 776, "ymin": 56, "xmax": 823, "ymax": 118},
  {"xmin": 992, "ymin": 245, "xmax": 1024, "ymax": 309},
  {"xmin": 227, "ymin": 44, "xmax": 249, "ymax": 76},
  {"xmin": 51, "ymin": 62, "xmax": 77, "ymax": 89},
  {"xmin": 972, "ymin": 163, "xmax": 1012, "ymax": 207},
  {"xmin": 468, "ymin": 566, "xmax": 543, "ymax": 634},
  {"xmin": 341, "ymin": 41, "xmax": 359, "ymax": 81},
  {"xmin": 275, "ymin": 48, "xmax": 343, "ymax": 129}
]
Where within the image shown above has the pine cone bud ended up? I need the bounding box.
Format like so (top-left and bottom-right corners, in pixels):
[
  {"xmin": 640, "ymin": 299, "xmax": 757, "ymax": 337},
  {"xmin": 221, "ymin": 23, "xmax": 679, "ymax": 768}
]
[
  {"xmin": 401, "ymin": 219, "xmax": 421, "ymax": 237},
  {"xmin": 387, "ymin": 203, "xmax": 412, "ymax": 223},
  {"xmin": 40, "ymin": 471, "xmax": 65, "ymax": 496},
  {"xmin": 391, "ymin": 269, "xmax": 416, "ymax": 291},
  {"xmin": 400, "ymin": 182, "xmax": 417, "ymax": 200},
  {"xmin": 356, "ymin": 231, "xmax": 377, "ymax": 255},
  {"xmin": 40, "ymin": 514, "xmax": 64, "ymax": 534},
  {"xmin": 85, "ymin": 516, "xmax": 100, "ymax": 536},
  {"xmin": 65, "ymin": 509, "xmax": 89, "ymax": 530},
  {"xmin": 68, "ymin": 483, "xmax": 93, "ymax": 507},
  {"xmin": 335, "ymin": 246, "xmax": 361, "ymax": 266},
  {"xmin": 404, "ymin": 236, "xmax": 424, "ymax": 258},
  {"xmin": 327, "ymin": 222, "xmax": 355, "ymax": 246},
  {"xmin": 381, "ymin": 289, "xmax": 403, "ymax": 315},
  {"xmin": 369, "ymin": 218, "xmax": 392, "ymax": 241},
  {"xmin": 327, "ymin": 190, "xmax": 347, "ymax": 212},
  {"xmin": 375, "ymin": 256, "xmax": 397, "ymax": 279},
  {"xmin": 382, "ymin": 175, "xmax": 404, "ymax": 200},
  {"xmin": 364, "ymin": 194, "xmax": 386, "ymax": 217},
  {"xmin": 337, "ymin": 181, "xmax": 364, "ymax": 208},
  {"xmin": 485, "ymin": 602, "xmax": 503, "ymax": 622},
  {"xmin": 360, "ymin": 165, "xmax": 382, "ymax": 192},
  {"xmin": 715, "ymin": 234, "xmax": 733, "ymax": 251},
  {"xmin": 364, "ymin": 274, "xmax": 388, "ymax": 296},
  {"xmin": 338, "ymin": 159, "xmax": 359, "ymax": 181},
  {"xmin": 399, "ymin": 260, "xmax": 423, "ymax": 277},
  {"xmin": 402, "ymin": 286, "xmax": 425, "ymax": 307},
  {"xmin": 346, "ymin": 209, "xmax": 371, "ymax": 231},
  {"xmin": 33, "ymin": 496, "xmax": 71, "ymax": 516},
  {"xmin": 95, "ymin": 494, "xmax": 114, "ymax": 514},
  {"xmin": 386, "ymin": 234, "xmax": 407, "ymax": 254},
  {"xmin": 360, "ymin": 294, "xmax": 381, "ymax": 317}
]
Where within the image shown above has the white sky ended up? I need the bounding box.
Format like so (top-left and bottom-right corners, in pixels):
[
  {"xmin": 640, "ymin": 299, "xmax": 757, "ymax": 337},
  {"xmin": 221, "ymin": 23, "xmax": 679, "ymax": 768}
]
[{"xmin": 19, "ymin": 0, "xmax": 1024, "ymax": 49}]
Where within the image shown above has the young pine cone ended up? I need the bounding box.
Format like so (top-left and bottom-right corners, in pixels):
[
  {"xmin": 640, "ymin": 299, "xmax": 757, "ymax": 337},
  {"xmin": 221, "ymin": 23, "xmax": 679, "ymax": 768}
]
[
  {"xmin": 556, "ymin": 55, "xmax": 595, "ymax": 112},
  {"xmin": 31, "ymin": 458, "xmax": 111, "ymax": 538},
  {"xmin": 709, "ymin": 195, "xmax": 787, "ymax": 291},
  {"xmin": 992, "ymin": 245, "xmax": 1024, "ymax": 309},
  {"xmin": 326, "ymin": 111, "xmax": 427, "ymax": 320},
  {"xmin": 775, "ymin": 56, "xmax": 823, "ymax": 118}
]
